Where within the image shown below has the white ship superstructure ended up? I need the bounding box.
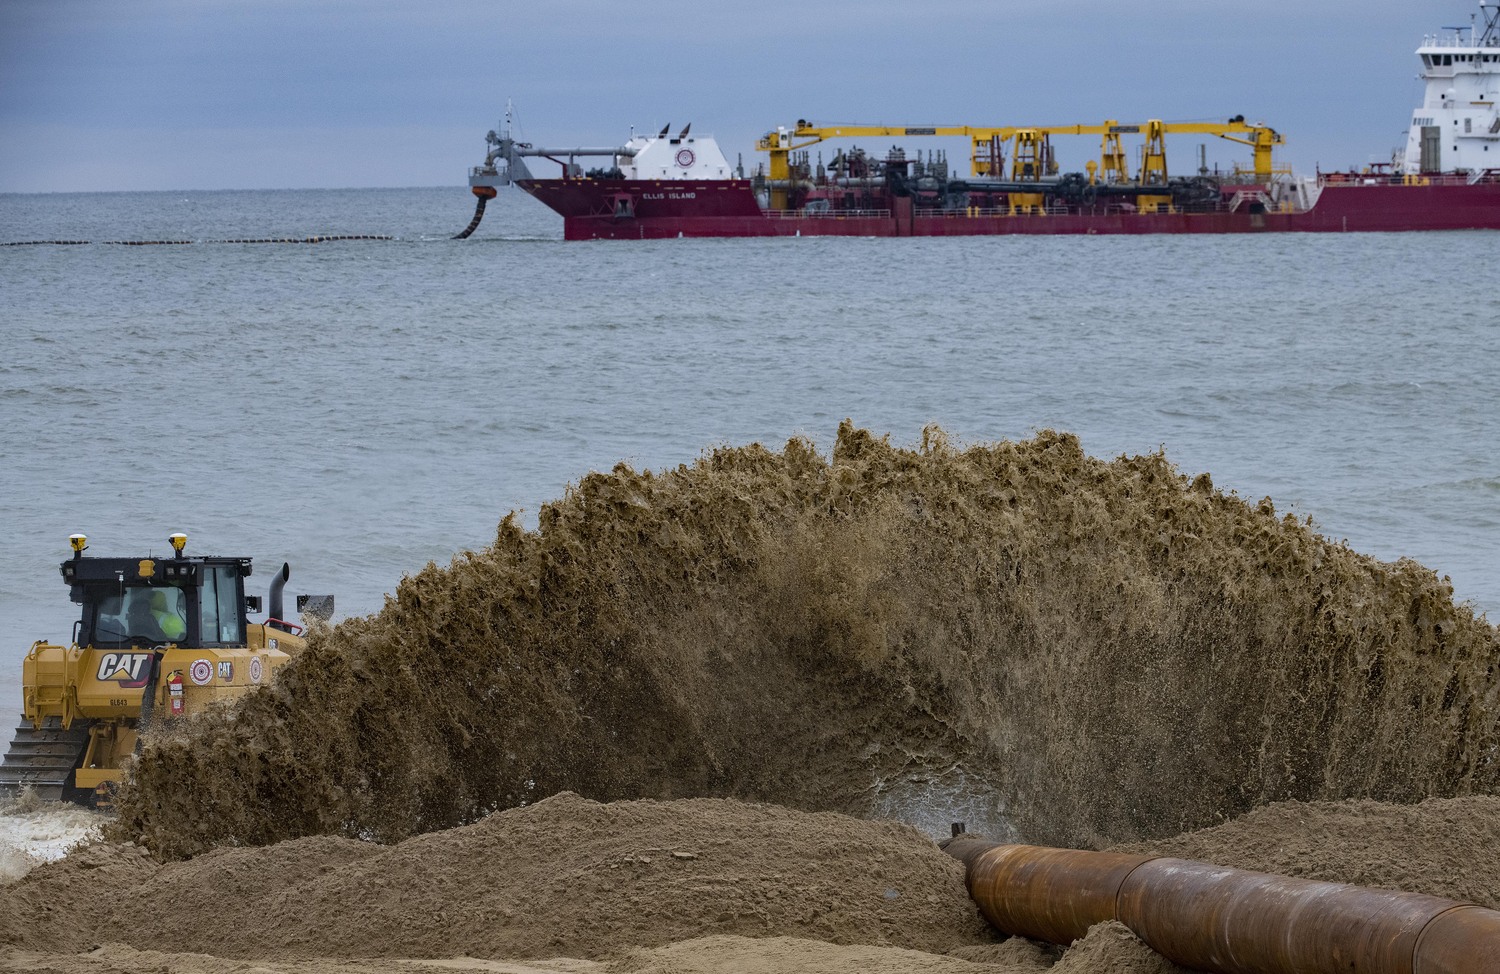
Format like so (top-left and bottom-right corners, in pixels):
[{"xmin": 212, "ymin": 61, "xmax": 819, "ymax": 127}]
[
  {"xmin": 1402, "ymin": 1, "xmax": 1500, "ymax": 174},
  {"xmin": 615, "ymin": 126, "xmax": 734, "ymax": 180},
  {"xmin": 470, "ymin": 115, "xmax": 734, "ymax": 189}
]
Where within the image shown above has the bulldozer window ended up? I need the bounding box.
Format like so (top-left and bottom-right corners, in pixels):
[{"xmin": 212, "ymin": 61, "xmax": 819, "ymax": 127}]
[
  {"xmin": 92, "ymin": 587, "xmax": 187, "ymax": 645},
  {"xmin": 92, "ymin": 593, "xmax": 132, "ymax": 642},
  {"xmin": 198, "ymin": 564, "xmax": 244, "ymax": 646}
]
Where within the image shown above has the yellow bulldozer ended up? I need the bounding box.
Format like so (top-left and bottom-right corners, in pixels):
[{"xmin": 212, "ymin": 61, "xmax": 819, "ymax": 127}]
[{"xmin": 0, "ymin": 532, "xmax": 331, "ymax": 807}]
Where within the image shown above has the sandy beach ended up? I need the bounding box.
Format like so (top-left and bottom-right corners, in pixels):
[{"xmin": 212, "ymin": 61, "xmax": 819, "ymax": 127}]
[{"xmin": 4, "ymin": 791, "xmax": 1499, "ymax": 972}]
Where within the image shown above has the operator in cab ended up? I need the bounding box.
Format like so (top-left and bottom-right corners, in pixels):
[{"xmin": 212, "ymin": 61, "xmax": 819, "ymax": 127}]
[
  {"xmin": 123, "ymin": 588, "xmax": 187, "ymax": 643},
  {"xmin": 150, "ymin": 590, "xmax": 187, "ymax": 642}
]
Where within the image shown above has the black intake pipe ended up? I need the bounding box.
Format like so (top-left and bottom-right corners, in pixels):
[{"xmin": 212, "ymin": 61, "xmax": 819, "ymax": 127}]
[{"xmin": 454, "ymin": 185, "xmax": 498, "ymax": 239}]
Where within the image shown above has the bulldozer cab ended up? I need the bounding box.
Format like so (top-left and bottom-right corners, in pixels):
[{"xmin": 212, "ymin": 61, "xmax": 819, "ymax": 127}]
[
  {"xmin": 66, "ymin": 554, "xmax": 253, "ymax": 651},
  {"xmin": 1, "ymin": 533, "xmax": 328, "ymax": 806}
]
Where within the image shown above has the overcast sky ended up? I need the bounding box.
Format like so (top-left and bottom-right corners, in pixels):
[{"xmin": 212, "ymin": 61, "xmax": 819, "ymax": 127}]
[{"xmin": 0, "ymin": 0, "xmax": 1467, "ymax": 193}]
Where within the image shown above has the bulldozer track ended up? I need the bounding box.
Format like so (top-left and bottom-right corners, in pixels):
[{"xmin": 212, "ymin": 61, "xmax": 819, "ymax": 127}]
[{"xmin": 0, "ymin": 717, "xmax": 91, "ymax": 803}]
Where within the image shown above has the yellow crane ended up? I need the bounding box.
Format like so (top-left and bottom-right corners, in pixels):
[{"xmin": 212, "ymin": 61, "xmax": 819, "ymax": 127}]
[
  {"xmin": 757, "ymin": 122, "xmax": 1015, "ymax": 209},
  {"xmin": 757, "ymin": 118, "xmax": 1284, "ymax": 210}
]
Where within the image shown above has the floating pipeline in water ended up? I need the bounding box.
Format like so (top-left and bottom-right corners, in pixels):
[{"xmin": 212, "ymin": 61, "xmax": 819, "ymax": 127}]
[
  {"xmin": 1, "ymin": 235, "xmax": 394, "ymax": 246},
  {"xmin": 198, "ymin": 235, "xmax": 394, "ymax": 244},
  {"xmin": 941, "ymin": 837, "xmax": 1500, "ymax": 974}
]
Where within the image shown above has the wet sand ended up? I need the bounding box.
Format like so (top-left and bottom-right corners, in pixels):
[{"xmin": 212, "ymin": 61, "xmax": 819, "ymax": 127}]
[{"xmin": 6, "ymin": 792, "xmax": 1499, "ymax": 973}]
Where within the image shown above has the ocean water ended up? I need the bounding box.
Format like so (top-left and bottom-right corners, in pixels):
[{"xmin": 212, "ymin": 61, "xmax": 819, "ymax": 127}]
[{"xmin": 2, "ymin": 187, "xmax": 1498, "ymax": 717}]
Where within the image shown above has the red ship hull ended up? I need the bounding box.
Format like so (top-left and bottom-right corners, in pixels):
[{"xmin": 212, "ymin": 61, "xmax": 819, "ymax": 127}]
[{"xmin": 517, "ymin": 176, "xmax": 1500, "ymax": 240}]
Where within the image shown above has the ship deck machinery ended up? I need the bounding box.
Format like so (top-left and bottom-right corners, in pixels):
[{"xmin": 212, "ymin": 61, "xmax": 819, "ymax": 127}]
[{"xmin": 757, "ymin": 117, "xmax": 1285, "ymax": 220}]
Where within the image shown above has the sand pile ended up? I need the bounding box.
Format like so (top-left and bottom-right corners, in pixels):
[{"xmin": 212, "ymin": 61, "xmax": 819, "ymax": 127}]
[
  {"xmin": 109, "ymin": 424, "xmax": 1500, "ymax": 859},
  {"xmin": 8, "ymin": 792, "xmax": 1500, "ymax": 973},
  {"xmin": 0, "ymin": 840, "xmax": 157, "ymax": 952},
  {"xmin": 5, "ymin": 793, "xmax": 995, "ymax": 960},
  {"xmin": 1113, "ymin": 794, "xmax": 1500, "ymax": 907},
  {"xmin": 1047, "ymin": 922, "xmax": 1193, "ymax": 974}
]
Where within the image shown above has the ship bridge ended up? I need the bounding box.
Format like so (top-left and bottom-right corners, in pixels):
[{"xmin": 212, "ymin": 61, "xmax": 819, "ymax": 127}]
[{"xmin": 1403, "ymin": 1, "xmax": 1500, "ymax": 174}]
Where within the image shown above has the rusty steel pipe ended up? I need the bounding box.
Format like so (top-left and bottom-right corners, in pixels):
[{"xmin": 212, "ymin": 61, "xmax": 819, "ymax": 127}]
[
  {"xmin": 1416, "ymin": 905, "xmax": 1500, "ymax": 973},
  {"xmin": 959, "ymin": 840, "xmax": 1155, "ymax": 945},
  {"xmin": 942, "ymin": 840, "xmax": 1500, "ymax": 974}
]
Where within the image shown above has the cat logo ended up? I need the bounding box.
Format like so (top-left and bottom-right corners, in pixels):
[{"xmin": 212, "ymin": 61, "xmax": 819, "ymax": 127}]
[{"xmin": 95, "ymin": 652, "xmax": 153, "ymax": 688}]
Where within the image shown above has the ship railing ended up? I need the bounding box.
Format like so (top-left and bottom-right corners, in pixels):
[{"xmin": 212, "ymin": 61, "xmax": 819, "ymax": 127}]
[
  {"xmin": 770, "ymin": 199, "xmax": 1340, "ymax": 219},
  {"xmin": 922, "ymin": 206, "xmax": 1011, "ymax": 218},
  {"xmin": 916, "ymin": 202, "xmax": 1259, "ymax": 217},
  {"xmin": 912, "ymin": 206, "xmax": 1027, "ymax": 217},
  {"xmin": 914, "ymin": 205, "xmax": 1059, "ymax": 217},
  {"xmin": 1317, "ymin": 171, "xmax": 1495, "ymax": 187},
  {"xmin": 765, "ymin": 208, "xmax": 893, "ymax": 219},
  {"xmin": 1420, "ymin": 33, "xmax": 1500, "ymax": 48}
]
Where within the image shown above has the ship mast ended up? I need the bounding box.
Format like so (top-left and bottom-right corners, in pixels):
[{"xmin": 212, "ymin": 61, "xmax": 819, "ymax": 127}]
[{"xmin": 1480, "ymin": 1, "xmax": 1500, "ymax": 47}]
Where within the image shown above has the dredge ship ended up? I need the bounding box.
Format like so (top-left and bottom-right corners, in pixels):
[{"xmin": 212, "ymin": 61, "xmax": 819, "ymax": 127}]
[{"xmin": 462, "ymin": 5, "xmax": 1500, "ymax": 240}]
